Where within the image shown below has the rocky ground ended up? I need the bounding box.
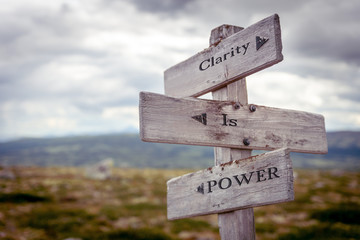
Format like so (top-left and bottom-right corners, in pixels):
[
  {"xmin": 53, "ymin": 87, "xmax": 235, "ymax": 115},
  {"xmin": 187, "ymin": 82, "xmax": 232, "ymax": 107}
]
[{"xmin": 0, "ymin": 166, "xmax": 359, "ymax": 240}]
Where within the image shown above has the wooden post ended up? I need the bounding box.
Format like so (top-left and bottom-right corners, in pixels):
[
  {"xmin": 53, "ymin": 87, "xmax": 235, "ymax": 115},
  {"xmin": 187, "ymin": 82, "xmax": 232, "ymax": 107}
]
[{"xmin": 211, "ymin": 25, "xmax": 256, "ymax": 240}]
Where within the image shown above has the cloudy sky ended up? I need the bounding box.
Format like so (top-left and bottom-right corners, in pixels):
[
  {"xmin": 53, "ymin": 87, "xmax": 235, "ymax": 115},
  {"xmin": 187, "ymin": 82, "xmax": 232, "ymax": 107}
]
[{"xmin": 1, "ymin": 0, "xmax": 359, "ymax": 140}]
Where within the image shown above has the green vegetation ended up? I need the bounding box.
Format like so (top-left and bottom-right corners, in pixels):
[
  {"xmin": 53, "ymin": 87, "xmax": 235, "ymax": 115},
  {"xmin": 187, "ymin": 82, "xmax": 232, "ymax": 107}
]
[
  {"xmin": 0, "ymin": 131, "xmax": 359, "ymax": 170},
  {"xmin": 170, "ymin": 219, "xmax": 215, "ymax": 234},
  {"xmin": 278, "ymin": 224, "xmax": 360, "ymax": 240},
  {"xmin": 310, "ymin": 203, "xmax": 360, "ymax": 224},
  {"xmin": 0, "ymin": 193, "xmax": 51, "ymax": 203},
  {"xmin": 0, "ymin": 167, "xmax": 359, "ymax": 240},
  {"xmin": 19, "ymin": 206, "xmax": 95, "ymax": 239}
]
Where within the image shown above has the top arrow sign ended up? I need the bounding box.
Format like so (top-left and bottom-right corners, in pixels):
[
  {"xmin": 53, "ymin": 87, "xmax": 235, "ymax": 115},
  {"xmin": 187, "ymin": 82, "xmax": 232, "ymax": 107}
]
[
  {"xmin": 164, "ymin": 14, "xmax": 283, "ymax": 98},
  {"xmin": 256, "ymin": 36, "xmax": 269, "ymax": 50}
]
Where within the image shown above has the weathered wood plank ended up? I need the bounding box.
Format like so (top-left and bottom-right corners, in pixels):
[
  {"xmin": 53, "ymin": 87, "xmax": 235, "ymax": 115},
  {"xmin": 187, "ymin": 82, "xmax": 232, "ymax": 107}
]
[
  {"xmin": 139, "ymin": 91, "xmax": 328, "ymax": 154},
  {"xmin": 164, "ymin": 14, "xmax": 283, "ymax": 98},
  {"xmin": 167, "ymin": 148, "xmax": 294, "ymax": 220}
]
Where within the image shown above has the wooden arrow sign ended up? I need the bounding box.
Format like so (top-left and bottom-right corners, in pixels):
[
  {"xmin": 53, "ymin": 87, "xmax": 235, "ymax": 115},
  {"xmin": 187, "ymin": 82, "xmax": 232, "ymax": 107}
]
[
  {"xmin": 164, "ymin": 14, "xmax": 283, "ymax": 98},
  {"xmin": 167, "ymin": 148, "xmax": 294, "ymax": 220},
  {"xmin": 139, "ymin": 91, "xmax": 328, "ymax": 154}
]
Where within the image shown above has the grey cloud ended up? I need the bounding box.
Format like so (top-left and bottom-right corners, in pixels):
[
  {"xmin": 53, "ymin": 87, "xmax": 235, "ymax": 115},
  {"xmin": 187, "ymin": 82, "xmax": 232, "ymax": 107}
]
[
  {"xmin": 127, "ymin": 0, "xmax": 194, "ymax": 15},
  {"xmin": 121, "ymin": 72, "xmax": 162, "ymax": 92},
  {"xmin": 278, "ymin": 57, "xmax": 359, "ymax": 83},
  {"xmin": 240, "ymin": 0, "xmax": 300, "ymax": 11},
  {"xmin": 339, "ymin": 91, "xmax": 360, "ymax": 103},
  {"xmin": 289, "ymin": 22, "xmax": 360, "ymax": 66},
  {"xmin": 0, "ymin": 23, "xmax": 27, "ymax": 45},
  {"xmin": 73, "ymin": 95, "xmax": 140, "ymax": 114},
  {"xmin": 0, "ymin": 3, "xmax": 106, "ymax": 60},
  {"xmin": 284, "ymin": 1, "xmax": 360, "ymax": 66}
]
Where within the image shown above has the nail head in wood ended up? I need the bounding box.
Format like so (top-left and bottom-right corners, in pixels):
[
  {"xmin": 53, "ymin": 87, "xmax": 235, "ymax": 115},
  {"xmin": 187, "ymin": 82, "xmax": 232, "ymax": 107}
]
[
  {"xmin": 249, "ymin": 104, "xmax": 257, "ymax": 112},
  {"xmin": 243, "ymin": 138, "xmax": 250, "ymax": 146}
]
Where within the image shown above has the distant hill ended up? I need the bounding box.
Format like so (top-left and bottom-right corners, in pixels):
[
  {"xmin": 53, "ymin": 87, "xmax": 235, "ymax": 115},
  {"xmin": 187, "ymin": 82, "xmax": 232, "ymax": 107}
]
[{"xmin": 0, "ymin": 132, "xmax": 359, "ymax": 170}]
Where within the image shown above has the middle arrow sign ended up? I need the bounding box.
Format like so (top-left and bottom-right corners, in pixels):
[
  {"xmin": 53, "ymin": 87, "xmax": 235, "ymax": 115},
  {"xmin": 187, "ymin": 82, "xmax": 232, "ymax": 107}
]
[{"xmin": 140, "ymin": 92, "xmax": 328, "ymax": 154}]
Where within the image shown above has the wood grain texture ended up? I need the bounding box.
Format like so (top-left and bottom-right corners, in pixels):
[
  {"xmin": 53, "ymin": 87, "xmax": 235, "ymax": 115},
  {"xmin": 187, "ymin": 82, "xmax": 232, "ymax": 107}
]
[
  {"xmin": 213, "ymin": 80, "xmax": 255, "ymax": 240},
  {"xmin": 139, "ymin": 91, "xmax": 328, "ymax": 154},
  {"xmin": 164, "ymin": 14, "xmax": 283, "ymax": 98},
  {"xmin": 167, "ymin": 148, "xmax": 294, "ymax": 220},
  {"xmin": 209, "ymin": 25, "xmax": 244, "ymax": 47},
  {"xmin": 218, "ymin": 209, "xmax": 255, "ymax": 240}
]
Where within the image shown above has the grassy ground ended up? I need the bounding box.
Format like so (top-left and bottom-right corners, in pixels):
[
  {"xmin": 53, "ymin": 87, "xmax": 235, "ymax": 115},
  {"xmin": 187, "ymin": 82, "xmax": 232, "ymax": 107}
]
[{"xmin": 0, "ymin": 167, "xmax": 359, "ymax": 240}]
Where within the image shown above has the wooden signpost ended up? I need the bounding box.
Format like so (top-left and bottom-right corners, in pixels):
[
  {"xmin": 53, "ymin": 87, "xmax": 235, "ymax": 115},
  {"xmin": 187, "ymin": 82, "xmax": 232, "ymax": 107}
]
[
  {"xmin": 139, "ymin": 14, "xmax": 327, "ymax": 239},
  {"xmin": 167, "ymin": 148, "xmax": 294, "ymax": 220}
]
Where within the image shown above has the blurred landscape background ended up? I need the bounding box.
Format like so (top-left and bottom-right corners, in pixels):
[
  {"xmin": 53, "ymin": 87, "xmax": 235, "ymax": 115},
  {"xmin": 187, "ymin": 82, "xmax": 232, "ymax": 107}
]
[
  {"xmin": 0, "ymin": 131, "xmax": 359, "ymax": 239},
  {"xmin": 0, "ymin": 131, "xmax": 359, "ymax": 170}
]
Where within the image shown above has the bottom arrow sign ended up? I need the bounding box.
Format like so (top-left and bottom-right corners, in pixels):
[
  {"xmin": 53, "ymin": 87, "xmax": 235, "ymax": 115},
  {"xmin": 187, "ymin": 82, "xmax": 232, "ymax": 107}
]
[{"xmin": 167, "ymin": 148, "xmax": 294, "ymax": 220}]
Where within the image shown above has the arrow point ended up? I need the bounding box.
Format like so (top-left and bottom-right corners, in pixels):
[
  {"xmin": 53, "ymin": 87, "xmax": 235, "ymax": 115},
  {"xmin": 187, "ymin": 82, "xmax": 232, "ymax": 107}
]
[
  {"xmin": 192, "ymin": 113, "xmax": 207, "ymax": 125},
  {"xmin": 196, "ymin": 183, "xmax": 204, "ymax": 194},
  {"xmin": 256, "ymin": 36, "xmax": 269, "ymax": 50}
]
